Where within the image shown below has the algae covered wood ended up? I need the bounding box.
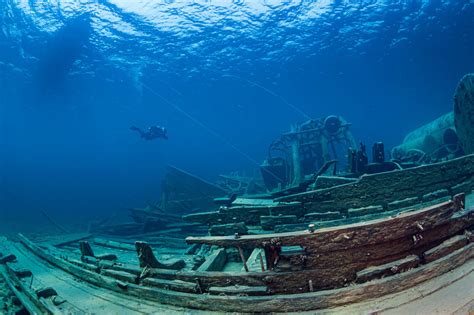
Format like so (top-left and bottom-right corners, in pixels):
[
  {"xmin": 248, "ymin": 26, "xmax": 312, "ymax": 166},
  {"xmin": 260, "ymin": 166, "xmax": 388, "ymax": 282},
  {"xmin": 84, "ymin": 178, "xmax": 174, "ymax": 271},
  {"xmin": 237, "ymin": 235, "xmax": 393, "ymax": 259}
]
[
  {"xmin": 186, "ymin": 197, "xmax": 466, "ymax": 251},
  {"xmin": 278, "ymin": 154, "xmax": 474, "ymax": 212}
]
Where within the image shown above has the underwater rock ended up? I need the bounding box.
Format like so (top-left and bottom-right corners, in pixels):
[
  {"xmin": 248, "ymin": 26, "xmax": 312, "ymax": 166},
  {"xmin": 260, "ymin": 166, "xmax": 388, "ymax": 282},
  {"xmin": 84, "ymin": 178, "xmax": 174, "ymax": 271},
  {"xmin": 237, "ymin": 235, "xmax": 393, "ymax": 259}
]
[{"xmin": 454, "ymin": 73, "xmax": 474, "ymax": 155}]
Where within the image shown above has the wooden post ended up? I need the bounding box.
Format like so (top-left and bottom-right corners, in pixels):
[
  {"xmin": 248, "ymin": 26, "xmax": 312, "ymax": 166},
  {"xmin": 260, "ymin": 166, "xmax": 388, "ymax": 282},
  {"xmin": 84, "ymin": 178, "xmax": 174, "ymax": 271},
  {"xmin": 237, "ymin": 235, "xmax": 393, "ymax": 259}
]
[
  {"xmin": 291, "ymin": 124, "xmax": 301, "ymax": 185},
  {"xmin": 259, "ymin": 252, "xmax": 265, "ymax": 272},
  {"xmin": 237, "ymin": 246, "xmax": 249, "ymax": 272}
]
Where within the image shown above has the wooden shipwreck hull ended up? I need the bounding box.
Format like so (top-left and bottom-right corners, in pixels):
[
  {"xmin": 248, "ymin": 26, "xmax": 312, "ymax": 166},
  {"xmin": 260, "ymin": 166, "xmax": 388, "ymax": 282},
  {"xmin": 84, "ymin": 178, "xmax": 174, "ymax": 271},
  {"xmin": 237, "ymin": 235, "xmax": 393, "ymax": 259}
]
[
  {"xmin": 184, "ymin": 154, "xmax": 474, "ymax": 231},
  {"xmin": 3, "ymin": 194, "xmax": 473, "ymax": 313}
]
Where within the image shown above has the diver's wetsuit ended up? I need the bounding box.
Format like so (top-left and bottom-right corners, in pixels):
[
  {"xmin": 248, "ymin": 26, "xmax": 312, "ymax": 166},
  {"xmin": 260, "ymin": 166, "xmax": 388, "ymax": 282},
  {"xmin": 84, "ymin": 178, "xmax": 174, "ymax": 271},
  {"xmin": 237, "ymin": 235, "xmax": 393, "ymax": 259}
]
[{"xmin": 130, "ymin": 125, "xmax": 168, "ymax": 140}]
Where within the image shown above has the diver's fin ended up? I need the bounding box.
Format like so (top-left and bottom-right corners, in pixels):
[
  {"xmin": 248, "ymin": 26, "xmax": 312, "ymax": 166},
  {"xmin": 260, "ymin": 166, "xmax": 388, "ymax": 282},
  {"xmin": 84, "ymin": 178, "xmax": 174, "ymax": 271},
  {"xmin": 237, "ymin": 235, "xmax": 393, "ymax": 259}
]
[{"xmin": 130, "ymin": 126, "xmax": 145, "ymax": 137}]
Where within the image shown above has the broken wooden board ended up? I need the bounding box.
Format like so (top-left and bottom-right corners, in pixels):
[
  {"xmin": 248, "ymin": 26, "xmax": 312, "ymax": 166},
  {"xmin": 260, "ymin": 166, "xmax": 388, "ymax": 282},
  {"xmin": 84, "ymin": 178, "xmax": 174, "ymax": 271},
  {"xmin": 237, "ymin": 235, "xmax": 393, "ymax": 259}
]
[
  {"xmin": 197, "ymin": 248, "xmax": 226, "ymax": 272},
  {"xmin": 356, "ymin": 255, "xmax": 420, "ymax": 283},
  {"xmin": 423, "ymin": 234, "xmax": 470, "ymax": 264}
]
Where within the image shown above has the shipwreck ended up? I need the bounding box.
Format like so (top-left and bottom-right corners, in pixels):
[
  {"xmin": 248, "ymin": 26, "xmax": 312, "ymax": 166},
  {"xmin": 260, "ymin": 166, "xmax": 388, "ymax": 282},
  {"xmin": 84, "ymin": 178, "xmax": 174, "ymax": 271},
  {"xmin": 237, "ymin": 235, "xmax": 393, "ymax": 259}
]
[{"xmin": 1, "ymin": 73, "xmax": 473, "ymax": 314}]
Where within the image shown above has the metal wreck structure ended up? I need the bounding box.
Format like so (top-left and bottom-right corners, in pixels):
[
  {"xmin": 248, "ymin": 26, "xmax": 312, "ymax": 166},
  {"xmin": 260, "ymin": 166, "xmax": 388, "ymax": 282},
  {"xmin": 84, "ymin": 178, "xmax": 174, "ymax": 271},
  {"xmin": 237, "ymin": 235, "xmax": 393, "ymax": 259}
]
[{"xmin": 1, "ymin": 73, "xmax": 473, "ymax": 314}]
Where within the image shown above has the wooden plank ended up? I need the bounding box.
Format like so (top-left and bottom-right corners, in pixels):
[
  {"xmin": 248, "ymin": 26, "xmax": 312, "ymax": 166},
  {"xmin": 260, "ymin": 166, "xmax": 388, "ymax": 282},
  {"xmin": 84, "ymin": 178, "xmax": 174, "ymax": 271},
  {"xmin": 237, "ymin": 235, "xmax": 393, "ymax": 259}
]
[
  {"xmin": 209, "ymin": 222, "xmax": 248, "ymax": 236},
  {"xmin": 101, "ymin": 269, "xmax": 137, "ymax": 283},
  {"xmin": 244, "ymin": 248, "xmax": 266, "ymax": 272},
  {"xmin": 347, "ymin": 205, "xmax": 384, "ymax": 217},
  {"xmin": 142, "ymin": 278, "xmax": 197, "ymax": 293},
  {"xmin": 423, "ymin": 234, "xmax": 470, "ymax": 263},
  {"xmin": 304, "ymin": 211, "xmax": 341, "ymax": 222},
  {"xmin": 208, "ymin": 285, "xmax": 268, "ymax": 296},
  {"xmin": 38, "ymin": 233, "xmax": 93, "ymax": 247},
  {"xmin": 197, "ymin": 248, "xmax": 226, "ymax": 272},
  {"xmin": 355, "ymin": 255, "xmax": 420, "ymax": 283},
  {"xmin": 260, "ymin": 215, "xmax": 298, "ymax": 230}
]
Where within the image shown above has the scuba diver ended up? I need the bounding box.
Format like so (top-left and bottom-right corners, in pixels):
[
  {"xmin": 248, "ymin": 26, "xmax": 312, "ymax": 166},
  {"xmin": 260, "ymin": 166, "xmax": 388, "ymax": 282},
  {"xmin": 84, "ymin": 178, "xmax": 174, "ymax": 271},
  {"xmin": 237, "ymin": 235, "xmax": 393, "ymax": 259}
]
[{"xmin": 130, "ymin": 125, "xmax": 168, "ymax": 140}]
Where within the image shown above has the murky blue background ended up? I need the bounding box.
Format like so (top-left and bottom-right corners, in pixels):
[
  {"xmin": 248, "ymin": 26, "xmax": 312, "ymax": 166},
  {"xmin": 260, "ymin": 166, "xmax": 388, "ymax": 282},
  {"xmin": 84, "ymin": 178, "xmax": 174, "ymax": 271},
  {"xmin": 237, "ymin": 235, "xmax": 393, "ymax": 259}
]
[{"xmin": 0, "ymin": 0, "xmax": 473, "ymax": 231}]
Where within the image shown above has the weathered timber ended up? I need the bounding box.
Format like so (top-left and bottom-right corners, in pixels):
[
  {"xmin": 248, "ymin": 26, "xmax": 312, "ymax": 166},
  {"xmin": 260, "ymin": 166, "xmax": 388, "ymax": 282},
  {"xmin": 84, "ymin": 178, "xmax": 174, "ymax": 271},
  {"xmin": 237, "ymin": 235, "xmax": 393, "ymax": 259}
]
[
  {"xmin": 304, "ymin": 211, "xmax": 341, "ymax": 222},
  {"xmin": 422, "ymin": 189, "xmax": 450, "ymax": 202},
  {"xmin": 355, "ymin": 255, "xmax": 420, "ymax": 283},
  {"xmin": 182, "ymin": 211, "xmax": 221, "ymax": 225},
  {"xmin": 183, "ymin": 155, "xmax": 474, "ymax": 227},
  {"xmin": 208, "ymin": 285, "xmax": 268, "ymax": 296},
  {"xmin": 101, "ymin": 269, "xmax": 137, "ymax": 283},
  {"xmin": 301, "ymin": 210, "xmax": 473, "ymax": 269},
  {"xmin": 79, "ymin": 241, "xmax": 117, "ymax": 261},
  {"xmin": 135, "ymin": 241, "xmax": 185, "ymax": 270},
  {"xmin": 185, "ymin": 244, "xmax": 201, "ymax": 255},
  {"xmin": 209, "ymin": 222, "xmax": 248, "ymax": 236},
  {"xmin": 347, "ymin": 205, "xmax": 384, "ymax": 217},
  {"xmin": 16, "ymin": 233, "xmax": 474, "ymax": 312},
  {"xmin": 38, "ymin": 233, "xmax": 93, "ymax": 248},
  {"xmin": 93, "ymin": 238, "xmax": 135, "ymax": 251},
  {"xmin": 260, "ymin": 215, "xmax": 298, "ymax": 230},
  {"xmin": 197, "ymin": 248, "xmax": 226, "ymax": 271},
  {"xmin": 184, "ymin": 202, "xmax": 303, "ymax": 226},
  {"xmin": 387, "ymin": 197, "xmax": 419, "ymax": 210},
  {"xmin": 141, "ymin": 278, "xmax": 198, "ymax": 293},
  {"xmin": 0, "ymin": 254, "xmax": 16, "ymax": 264},
  {"xmin": 313, "ymin": 176, "xmax": 357, "ymax": 189},
  {"xmin": 0, "ymin": 264, "xmax": 50, "ymax": 314},
  {"xmin": 244, "ymin": 248, "xmax": 267, "ymax": 272},
  {"xmin": 423, "ymin": 234, "xmax": 470, "ymax": 263},
  {"xmin": 452, "ymin": 180, "xmax": 474, "ymax": 196},
  {"xmin": 278, "ymin": 154, "xmax": 474, "ymax": 212}
]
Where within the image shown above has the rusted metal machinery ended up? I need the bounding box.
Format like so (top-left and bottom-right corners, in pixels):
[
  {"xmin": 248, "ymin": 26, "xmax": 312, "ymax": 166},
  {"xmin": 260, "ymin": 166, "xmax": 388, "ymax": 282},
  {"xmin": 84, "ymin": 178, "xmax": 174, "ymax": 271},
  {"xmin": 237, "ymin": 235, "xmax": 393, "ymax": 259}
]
[{"xmin": 260, "ymin": 115, "xmax": 356, "ymax": 191}]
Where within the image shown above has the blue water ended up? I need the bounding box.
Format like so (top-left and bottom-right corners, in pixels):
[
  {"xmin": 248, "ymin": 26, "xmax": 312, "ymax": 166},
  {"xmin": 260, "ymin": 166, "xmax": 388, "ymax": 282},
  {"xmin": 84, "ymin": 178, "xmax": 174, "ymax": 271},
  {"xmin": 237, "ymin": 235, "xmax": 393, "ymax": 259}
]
[{"xmin": 0, "ymin": 0, "xmax": 473, "ymax": 231}]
